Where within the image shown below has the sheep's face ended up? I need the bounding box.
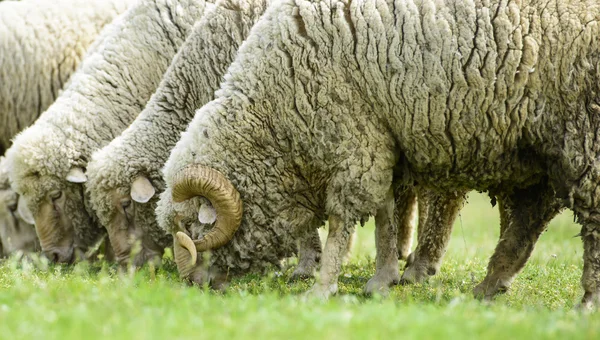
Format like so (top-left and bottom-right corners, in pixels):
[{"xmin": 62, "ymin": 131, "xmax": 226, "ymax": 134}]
[
  {"xmin": 172, "ymin": 234, "xmax": 228, "ymax": 290},
  {"xmin": 19, "ymin": 167, "xmax": 94, "ymax": 263},
  {"xmin": 163, "ymin": 194, "xmax": 228, "ymax": 290},
  {"xmin": 165, "ymin": 165, "xmax": 301, "ymax": 288},
  {"xmin": 30, "ymin": 187, "xmax": 77, "ymax": 262},
  {"xmin": 171, "ymin": 198, "xmax": 293, "ymax": 290},
  {"xmin": 105, "ymin": 180, "xmax": 162, "ymax": 267},
  {"xmin": 0, "ymin": 187, "xmax": 39, "ymax": 256},
  {"xmin": 171, "ymin": 211, "xmax": 229, "ymax": 290}
]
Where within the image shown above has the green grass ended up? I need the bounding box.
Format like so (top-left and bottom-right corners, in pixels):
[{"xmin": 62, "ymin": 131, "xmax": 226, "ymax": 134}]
[{"xmin": 0, "ymin": 192, "xmax": 598, "ymax": 339}]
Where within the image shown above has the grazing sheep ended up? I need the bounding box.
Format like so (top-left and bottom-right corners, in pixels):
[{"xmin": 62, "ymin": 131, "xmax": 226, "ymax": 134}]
[
  {"xmin": 86, "ymin": 0, "xmax": 272, "ymax": 268},
  {"xmin": 156, "ymin": 0, "xmax": 600, "ymax": 307},
  {"xmin": 6, "ymin": 0, "xmax": 210, "ymax": 263},
  {"xmin": 0, "ymin": 157, "xmax": 39, "ymax": 257},
  {"xmin": 0, "ymin": 0, "xmax": 132, "ymax": 155},
  {"xmin": 0, "ymin": 0, "xmax": 133, "ymax": 257},
  {"xmin": 157, "ymin": 0, "xmax": 401, "ymax": 293}
]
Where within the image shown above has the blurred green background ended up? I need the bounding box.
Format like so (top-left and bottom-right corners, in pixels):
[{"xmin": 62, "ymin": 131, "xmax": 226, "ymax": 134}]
[{"xmin": 0, "ymin": 192, "xmax": 596, "ymax": 340}]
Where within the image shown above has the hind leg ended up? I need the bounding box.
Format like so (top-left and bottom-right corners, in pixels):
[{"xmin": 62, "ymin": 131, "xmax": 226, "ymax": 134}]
[
  {"xmin": 401, "ymin": 189, "xmax": 466, "ymax": 283},
  {"xmin": 473, "ymin": 180, "xmax": 560, "ymax": 299},
  {"xmin": 291, "ymin": 224, "xmax": 322, "ymax": 280},
  {"xmin": 580, "ymin": 222, "xmax": 600, "ymax": 309},
  {"xmin": 395, "ymin": 186, "xmax": 417, "ymax": 260},
  {"xmin": 365, "ymin": 188, "xmax": 399, "ymax": 295}
]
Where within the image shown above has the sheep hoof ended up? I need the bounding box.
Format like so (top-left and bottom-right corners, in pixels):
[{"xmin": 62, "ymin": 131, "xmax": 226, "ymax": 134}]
[
  {"xmin": 364, "ymin": 271, "xmax": 399, "ymax": 296},
  {"xmin": 473, "ymin": 278, "xmax": 509, "ymax": 300},
  {"xmin": 400, "ymin": 261, "xmax": 431, "ymax": 285},
  {"xmin": 305, "ymin": 283, "xmax": 338, "ymax": 300},
  {"xmin": 290, "ymin": 258, "xmax": 318, "ymax": 281},
  {"xmin": 289, "ymin": 268, "xmax": 314, "ymax": 282}
]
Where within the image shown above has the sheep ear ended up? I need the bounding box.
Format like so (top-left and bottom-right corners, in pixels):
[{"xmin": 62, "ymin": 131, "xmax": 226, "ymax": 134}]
[
  {"xmin": 131, "ymin": 176, "xmax": 155, "ymax": 204},
  {"xmin": 17, "ymin": 195, "xmax": 35, "ymax": 225},
  {"xmin": 198, "ymin": 202, "xmax": 217, "ymax": 224},
  {"xmin": 66, "ymin": 167, "xmax": 87, "ymax": 183}
]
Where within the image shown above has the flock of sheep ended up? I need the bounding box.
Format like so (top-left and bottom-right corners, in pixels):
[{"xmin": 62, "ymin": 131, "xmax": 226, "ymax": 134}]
[{"xmin": 1, "ymin": 0, "xmax": 600, "ymax": 309}]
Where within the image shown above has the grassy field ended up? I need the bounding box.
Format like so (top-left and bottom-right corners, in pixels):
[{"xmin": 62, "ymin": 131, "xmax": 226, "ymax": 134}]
[{"xmin": 0, "ymin": 192, "xmax": 598, "ymax": 339}]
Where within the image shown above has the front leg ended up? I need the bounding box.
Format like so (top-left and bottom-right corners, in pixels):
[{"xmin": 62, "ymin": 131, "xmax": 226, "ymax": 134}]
[
  {"xmin": 365, "ymin": 188, "xmax": 400, "ymax": 295},
  {"xmin": 308, "ymin": 215, "xmax": 354, "ymax": 299}
]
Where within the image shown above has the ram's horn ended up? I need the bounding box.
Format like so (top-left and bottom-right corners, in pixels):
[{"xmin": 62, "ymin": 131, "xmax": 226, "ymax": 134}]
[
  {"xmin": 174, "ymin": 231, "xmax": 198, "ymax": 279},
  {"xmin": 171, "ymin": 165, "xmax": 242, "ymax": 251}
]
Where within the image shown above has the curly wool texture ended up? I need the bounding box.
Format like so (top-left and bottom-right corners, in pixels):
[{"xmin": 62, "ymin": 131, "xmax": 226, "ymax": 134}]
[
  {"xmin": 6, "ymin": 0, "xmax": 210, "ymax": 251},
  {"xmin": 86, "ymin": 0, "xmax": 271, "ymax": 256},
  {"xmin": 0, "ymin": 0, "xmax": 132, "ymax": 155},
  {"xmin": 160, "ymin": 0, "xmax": 600, "ymax": 280}
]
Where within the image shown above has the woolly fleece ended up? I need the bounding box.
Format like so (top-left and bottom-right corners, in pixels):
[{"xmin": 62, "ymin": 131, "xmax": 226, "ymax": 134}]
[{"xmin": 0, "ymin": 0, "xmax": 132, "ymax": 154}]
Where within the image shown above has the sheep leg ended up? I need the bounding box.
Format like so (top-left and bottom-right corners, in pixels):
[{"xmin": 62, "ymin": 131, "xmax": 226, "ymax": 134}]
[
  {"xmin": 474, "ymin": 181, "xmax": 559, "ymax": 300},
  {"xmin": 401, "ymin": 189, "xmax": 466, "ymax": 284},
  {"xmin": 307, "ymin": 215, "xmax": 354, "ymax": 299},
  {"xmin": 580, "ymin": 222, "xmax": 600, "ymax": 309},
  {"xmin": 365, "ymin": 188, "xmax": 400, "ymax": 295},
  {"xmin": 395, "ymin": 186, "xmax": 417, "ymax": 260},
  {"xmin": 291, "ymin": 226, "xmax": 322, "ymax": 280}
]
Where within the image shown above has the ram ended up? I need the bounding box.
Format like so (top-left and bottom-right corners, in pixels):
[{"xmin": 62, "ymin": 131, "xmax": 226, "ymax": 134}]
[
  {"xmin": 0, "ymin": 0, "xmax": 132, "ymax": 256},
  {"xmin": 156, "ymin": 0, "xmax": 600, "ymax": 307},
  {"xmin": 156, "ymin": 0, "xmax": 428, "ymax": 293},
  {"xmin": 6, "ymin": 0, "xmax": 210, "ymax": 263}
]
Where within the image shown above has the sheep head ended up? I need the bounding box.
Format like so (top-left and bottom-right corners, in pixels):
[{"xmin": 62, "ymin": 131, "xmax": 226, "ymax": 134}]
[
  {"xmin": 170, "ymin": 164, "xmax": 242, "ymax": 285},
  {"xmin": 103, "ymin": 175, "xmax": 161, "ymax": 267},
  {"xmin": 18, "ymin": 167, "xmax": 92, "ymax": 263}
]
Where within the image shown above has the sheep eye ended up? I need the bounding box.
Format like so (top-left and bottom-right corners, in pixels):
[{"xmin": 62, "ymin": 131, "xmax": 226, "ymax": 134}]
[
  {"xmin": 49, "ymin": 191, "xmax": 62, "ymax": 201},
  {"xmin": 121, "ymin": 199, "xmax": 132, "ymax": 210},
  {"xmin": 7, "ymin": 201, "xmax": 17, "ymax": 212}
]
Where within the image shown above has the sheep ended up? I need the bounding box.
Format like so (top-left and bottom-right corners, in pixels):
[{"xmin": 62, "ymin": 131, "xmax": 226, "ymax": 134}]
[
  {"xmin": 0, "ymin": 0, "xmax": 135, "ymax": 257},
  {"xmin": 6, "ymin": 0, "xmax": 211, "ymax": 264},
  {"xmin": 154, "ymin": 0, "xmax": 600, "ymax": 306},
  {"xmin": 0, "ymin": 0, "xmax": 133, "ymax": 155},
  {"xmin": 0, "ymin": 156, "xmax": 39, "ymax": 256},
  {"xmin": 156, "ymin": 0, "xmax": 412, "ymax": 292}
]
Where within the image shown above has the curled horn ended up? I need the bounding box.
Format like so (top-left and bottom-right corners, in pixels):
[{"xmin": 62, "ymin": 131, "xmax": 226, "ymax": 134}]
[
  {"xmin": 174, "ymin": 232, "xmax": 198, "ymax": 278},
  {"xmin": 171, "ymin": 165, "xmax": 242, "ymax": 251}
]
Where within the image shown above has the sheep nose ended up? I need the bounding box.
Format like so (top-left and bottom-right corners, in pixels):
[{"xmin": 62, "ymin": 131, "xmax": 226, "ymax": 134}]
[{"xmin": 43, "ymin": 248, "xmax": 73, "ymax": 263}]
